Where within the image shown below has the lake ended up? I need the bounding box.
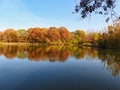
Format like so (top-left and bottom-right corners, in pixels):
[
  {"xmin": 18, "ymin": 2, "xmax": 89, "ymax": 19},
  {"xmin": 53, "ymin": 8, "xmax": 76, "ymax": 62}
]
[{"xmin": 0, "ymin": 45, "xmax": 120, "ymax": 90}]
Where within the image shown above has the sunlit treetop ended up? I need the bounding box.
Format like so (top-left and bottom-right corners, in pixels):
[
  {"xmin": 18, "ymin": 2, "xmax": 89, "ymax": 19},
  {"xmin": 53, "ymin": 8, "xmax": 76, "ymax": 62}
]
[{"xmin": 74, "ymin": 0, "xmax": 120, "ymax": 22}]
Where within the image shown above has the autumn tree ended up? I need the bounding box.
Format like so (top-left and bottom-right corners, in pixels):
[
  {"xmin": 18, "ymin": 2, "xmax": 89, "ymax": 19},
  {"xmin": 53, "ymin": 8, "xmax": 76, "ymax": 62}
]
[
  {"xmin": 2, "ymin": 29, "xmax": 18, "ymax": 42},
  {"xmin": 108, "ymin": 19, "xmax": 120, "ymax": 48},
  {"xmin": 0, "ymin": 32, "xmax": 3, "ymax": 41},
  {"xmin": 86, "ymin": 32, "xmax": 100, "ymax": 44},
  {"xmin": 17, "ymin": 29, "xmax": 26, "ymax": 42},
  {"xmin": 70, "ymin": 32, "xmax": 78, "ymax": 45},
  {"xmin": 75, "ymin": 30, "xmax": 86, "ymax": 43},
  {"xmin": 58, "ymin": 27, "xmax": 71, "ymax": 42},
  {"xmin": 47, "ymin": 27, "xmax": 61, "ymax": 42},
  {"xmin": 26, "ymin": 28, "xmax": 33, "ymax": 42},
  {"xmin": 113, "ymin": 19, "xmax": 120, "ymax": 32},
  {"xmin": 39, "ymin": 28, "xmax": 48, "ymax": 43},
  {"xmin": 27, "ymin": 27, "xmax": 42, "ymax": 43}
]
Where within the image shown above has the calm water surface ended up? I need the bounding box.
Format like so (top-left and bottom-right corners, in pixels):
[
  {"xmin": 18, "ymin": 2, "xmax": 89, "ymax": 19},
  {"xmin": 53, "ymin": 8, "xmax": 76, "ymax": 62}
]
[{"xmin": 0, "ymin": 45, "xmax": 120, "ymax": 90}]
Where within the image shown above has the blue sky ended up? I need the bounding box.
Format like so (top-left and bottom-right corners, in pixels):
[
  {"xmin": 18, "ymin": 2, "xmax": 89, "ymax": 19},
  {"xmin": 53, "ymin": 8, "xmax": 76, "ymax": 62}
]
[{"xmin": 0, "ymin": 0, "xmax": 120, "ymax": 32}]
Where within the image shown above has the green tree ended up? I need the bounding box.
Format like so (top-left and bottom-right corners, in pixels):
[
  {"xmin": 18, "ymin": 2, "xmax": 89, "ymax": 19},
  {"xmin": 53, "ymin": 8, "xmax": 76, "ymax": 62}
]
[
  {"xmin": 17, "ymin": 29, "xmax": 26, "ymax": 42},
  {"xmin": 75, "ymin": 30, "xmax": 86, "ymax": 43}
]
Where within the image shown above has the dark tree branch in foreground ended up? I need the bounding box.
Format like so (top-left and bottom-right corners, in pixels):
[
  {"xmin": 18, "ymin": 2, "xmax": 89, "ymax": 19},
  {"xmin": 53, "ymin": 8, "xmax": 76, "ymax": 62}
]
[{"xmin": 74, "ymin": 0, "xmax": 119, "ymax": 22}]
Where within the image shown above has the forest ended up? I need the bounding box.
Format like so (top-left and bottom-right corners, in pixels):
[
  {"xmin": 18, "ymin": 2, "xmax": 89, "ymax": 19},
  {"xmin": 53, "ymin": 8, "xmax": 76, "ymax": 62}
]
[{"xmin": 0, "ymin": 19, "xmax": 120, "ymax": 48}]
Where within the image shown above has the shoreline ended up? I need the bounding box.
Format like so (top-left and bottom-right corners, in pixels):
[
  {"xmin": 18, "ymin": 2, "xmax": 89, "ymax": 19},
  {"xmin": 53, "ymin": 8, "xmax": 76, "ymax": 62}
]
[
  {"xmin": 0, "ymin": 42, "xmax": 120, "ymax": 49},
  {"xmin": 0, "ymin": 42, "xmax": 71, "ymax": 46}
]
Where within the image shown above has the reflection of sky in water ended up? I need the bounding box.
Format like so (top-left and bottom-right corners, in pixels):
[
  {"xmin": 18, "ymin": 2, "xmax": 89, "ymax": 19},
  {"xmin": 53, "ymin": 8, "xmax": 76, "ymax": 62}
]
[{"xmin": 0, "ymin": 55, "xmax": 120, "ymax": 90}]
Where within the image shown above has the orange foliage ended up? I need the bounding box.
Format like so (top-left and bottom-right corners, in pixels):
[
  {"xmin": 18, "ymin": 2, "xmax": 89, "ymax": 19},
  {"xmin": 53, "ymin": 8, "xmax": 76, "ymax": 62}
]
[
  {"xmin": 59, "ymin": 27, "xmax": 71, "ymax": 41},
  {"xmin": 47, "ymin": 27, "xmax": 61, "ymax": 42},
  {"xmin": 2, "ymin": 29, "xmax": 18, "ymax": 42}
]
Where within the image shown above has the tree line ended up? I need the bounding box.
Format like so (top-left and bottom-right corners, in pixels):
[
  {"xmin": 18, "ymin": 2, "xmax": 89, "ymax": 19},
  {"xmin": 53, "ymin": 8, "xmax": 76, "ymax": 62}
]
[
  {"xmin": 98, "ymin": 19, "xmax": 120, "ymax": 48},
  {"xmin": 0, "ymin": 27, "xmax": 71, "ymax": 45},
  {"xmin": 0, "ymin": 26, "xmax": 91, "ymax": 45},
  {"xmin": 0, "ymin": 19, "xmax": 120, "ymax": 48}
]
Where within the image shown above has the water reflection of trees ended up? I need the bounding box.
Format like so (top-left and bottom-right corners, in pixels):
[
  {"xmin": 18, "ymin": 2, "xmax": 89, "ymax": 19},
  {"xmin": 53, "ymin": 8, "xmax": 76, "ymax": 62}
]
[
  {"xmin": 0, "ymin": 45, "xmax": 18, "ymax": 59},
  {"xmin": 0, "ymin": 45, "xmax": 93, "ymax": 61},
  {"xmin": 27, "ymin": 46, "xmax": 72, "ymax": 62},
  {"xmin": 0, "ymin": 45, "xmax": 120, "ymax": 76},
  {"xmin": 98, "ymin": 50, "xmax": 120, "ymax": 76}
]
